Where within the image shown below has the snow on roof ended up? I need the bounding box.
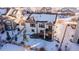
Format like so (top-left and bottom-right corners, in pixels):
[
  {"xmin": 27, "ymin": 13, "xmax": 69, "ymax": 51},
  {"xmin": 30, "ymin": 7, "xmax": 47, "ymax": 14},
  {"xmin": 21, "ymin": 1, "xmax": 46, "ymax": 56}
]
[
  {"xmin": 0, "ymin": 8, "xmax": 8, "ymax": 15},
  {"xmin": 0, "ymin": 44, "xmax": 25, "ymax": 51},
  {"xmin": 57, "ymin": 15, "xmax": 78, "ymax": 22},
  {"xmin": 31, "ymin": 14, "xmax": 56, "ymax": 22},
  {"xmin": 36, "ymin": 21, "xmax": 48, "ymax": 23}
]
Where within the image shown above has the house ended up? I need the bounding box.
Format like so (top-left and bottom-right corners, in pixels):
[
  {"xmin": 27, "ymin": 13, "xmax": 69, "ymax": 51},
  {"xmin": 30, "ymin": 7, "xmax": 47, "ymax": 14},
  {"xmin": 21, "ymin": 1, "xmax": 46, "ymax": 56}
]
[
  {"xmin": 25, "ymin": 17, "xmax": 48, "ymax": 35},
  {"xmin": 0, "ymin": 16, "xmax": 17, "ymax": 31},
  {"xmin": 36, "ymin": 20, "xmax": 48, "ymax": 39},
  {"xmin": 58, "ymin": 8, "xmax": 76, "ymax": 19},
  {"xmin": 45, "ymin": 22, "xmax": 52, "ymax": 40},
  {"xmin": 73, "ymin": 18, "xmax": 79, "ymax": 43},
  {"xmin": 53, "ymin": 16, "xmax": 77, "ymax": 43},
  {"xmin": 25, "ymin": 17, "xmax": 36, "ymax": 35},
  {"xmin": 25, "ymin": 17, "xmax": 53, "ymax": 40}
]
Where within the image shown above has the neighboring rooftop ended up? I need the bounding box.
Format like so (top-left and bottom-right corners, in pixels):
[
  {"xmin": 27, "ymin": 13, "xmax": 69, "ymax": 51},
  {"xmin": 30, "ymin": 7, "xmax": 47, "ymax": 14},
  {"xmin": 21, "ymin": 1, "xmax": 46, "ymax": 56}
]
[{"xmin": 36, "ymin": 21, "xmax": 48, "ymax": 23}]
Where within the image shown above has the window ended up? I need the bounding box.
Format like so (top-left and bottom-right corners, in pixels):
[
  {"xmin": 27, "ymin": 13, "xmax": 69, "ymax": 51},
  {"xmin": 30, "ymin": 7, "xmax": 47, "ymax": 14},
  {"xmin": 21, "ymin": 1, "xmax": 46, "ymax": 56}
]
[
  {"xmin": 77, "ymin": 39, "xmax": 79, "ymax": 44},
  {"xmin": 48, "ymin": 26, "xmax": 52, "ymax": 29},
  {"xmin": 54, "ymin": 31, "xmax": 56, "ymax": 33},
  {"xmin": 30, "ymin": 24, "xmax": 35, "ymax": 27},
  {"xmin": 40, "ymin": 30, "xmax": 44, "ymax": 33},
  {"xmin": 72, "ymin": 35, "xmax": 74, "ymax": 37},
  {"xmin": 45, "ymin": 29, "xmax": 49, "ymax": 32},
  {"xmin": 39, "ymin": 24, "xmax": 45, "ymax": 28},
  {"xmin": 31, "ymin": 29, "xmax": 35, "ymax": 32},
  {"xmin": 70, "ymin": 39, "xmax": 73, "ymax": 42}
]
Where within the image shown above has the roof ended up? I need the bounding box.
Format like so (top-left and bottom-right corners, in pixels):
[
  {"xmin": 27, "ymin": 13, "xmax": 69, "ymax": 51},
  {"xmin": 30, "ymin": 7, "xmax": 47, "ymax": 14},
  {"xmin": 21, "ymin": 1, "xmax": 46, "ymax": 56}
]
[
  {"xmin": 46, "ymin": 22, "xmax": 53, "ymax": 26},
  {"xmin": 26, "ymin": 17, "xmax": 36, "ymax": 24},
  {"xmin": 0, "ymin": 8, "xmax": 10, "ymax": 15},
  {"xmin": 58, "ymin": 8, "xmax": 76, "ymax": 16},
  {"xmin": 36, "ymin": 21, "xmax": 48, "ymax": 23}
]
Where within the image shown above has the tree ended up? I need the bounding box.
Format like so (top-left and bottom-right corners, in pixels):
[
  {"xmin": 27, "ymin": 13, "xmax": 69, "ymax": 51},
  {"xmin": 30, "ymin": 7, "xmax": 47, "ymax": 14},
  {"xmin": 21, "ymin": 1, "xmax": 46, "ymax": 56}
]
[
  {"xmin": 6, "ymin": 32, "xmax": 11, "ymax": 41},
  {"xmin": 23, "ymin": 29, "xmax": 28, "ymax": 42}
]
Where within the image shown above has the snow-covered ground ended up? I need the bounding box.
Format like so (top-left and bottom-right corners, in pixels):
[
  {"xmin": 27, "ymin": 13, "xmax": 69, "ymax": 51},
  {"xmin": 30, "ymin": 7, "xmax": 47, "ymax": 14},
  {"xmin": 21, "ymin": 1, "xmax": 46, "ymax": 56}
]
[
  {"xmin": 0, "ymin": 8, "xmax": 79, "ymax": 51},
  {"xmin": 62, "ymin": 41, "xmax": 79, "ymax": 51},
  {"xmin": 0, "ymin": 30, "xmax": 79, "ymax": 51},
  {"xmin": 25, "ymin": 38, "xmax": 60, "ymax": 51},
  {"xmin": 0, "ymin": 31, "xmax": 60, "ymax": 51},
  {"xmin": 0, "ymin": 23, "xmax": 78, "ymax": 51},
  {"xmin": 0, "ymin": 44, "xmax": 25, "ymax": 51}
]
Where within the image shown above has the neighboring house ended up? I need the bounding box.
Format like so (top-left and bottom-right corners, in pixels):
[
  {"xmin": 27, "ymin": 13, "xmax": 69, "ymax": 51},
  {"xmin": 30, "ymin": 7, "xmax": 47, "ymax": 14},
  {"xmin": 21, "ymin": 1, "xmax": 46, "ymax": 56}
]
[
  {"xmin": 0, "ymin": 16, "xmax": 17, "ymax": 31},
  {"xmin": 53, "ymin": 16, "xmax": 77, "ymax": 43},
  {"xmin": 58, "ymin": 8, "xmax": 76, "ymax": 19},
  {"xmin": 73, "ymin": 18, "xmax": 79, "ymax": 43}
]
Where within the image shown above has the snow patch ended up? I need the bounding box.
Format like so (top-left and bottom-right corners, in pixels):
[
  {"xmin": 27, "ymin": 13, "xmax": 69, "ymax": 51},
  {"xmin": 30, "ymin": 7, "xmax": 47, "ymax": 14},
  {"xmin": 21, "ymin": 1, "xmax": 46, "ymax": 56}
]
[{"xmin": 0, "ymin": 44, "xmax": 25, "ymax": 51}]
